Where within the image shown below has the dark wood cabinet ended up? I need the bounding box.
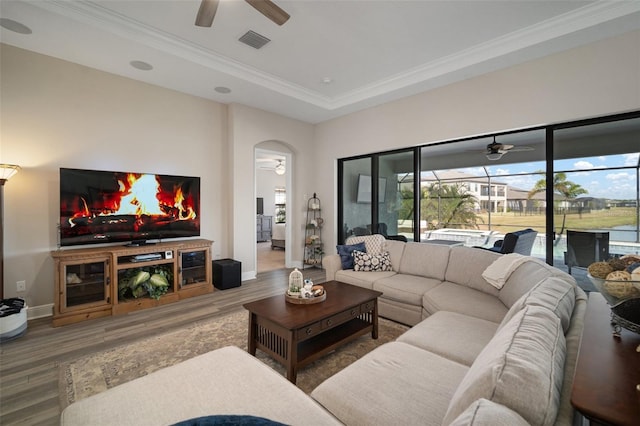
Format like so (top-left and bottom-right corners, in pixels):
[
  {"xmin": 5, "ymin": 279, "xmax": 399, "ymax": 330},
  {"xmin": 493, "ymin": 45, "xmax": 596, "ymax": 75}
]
[{"xmin": 571, "ymin": 292, "xmax": 640, "ymax": 426}]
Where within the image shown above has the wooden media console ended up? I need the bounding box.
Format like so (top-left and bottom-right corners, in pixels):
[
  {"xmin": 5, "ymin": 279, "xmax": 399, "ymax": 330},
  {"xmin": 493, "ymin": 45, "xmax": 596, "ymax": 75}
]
[{"xmin": 51, "ymin": 239, "xmax": 213, "ymax": 326}]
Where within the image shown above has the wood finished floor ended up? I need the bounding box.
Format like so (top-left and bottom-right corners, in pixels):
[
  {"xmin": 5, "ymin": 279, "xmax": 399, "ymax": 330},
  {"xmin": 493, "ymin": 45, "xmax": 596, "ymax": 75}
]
[{"xmin": 0, "ymin": 267, "xmax": 326, "ymax": 426}]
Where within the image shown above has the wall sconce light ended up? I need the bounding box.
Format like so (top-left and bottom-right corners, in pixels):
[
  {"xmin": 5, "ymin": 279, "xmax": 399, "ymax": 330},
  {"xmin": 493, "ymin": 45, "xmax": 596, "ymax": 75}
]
[
  {"xmin": 275, "ymin": 160, "xmax": 285, "ymax": 175},
  {"xmin": 1, "ymin": 164, "xmax": 20, "ymax": 300}
]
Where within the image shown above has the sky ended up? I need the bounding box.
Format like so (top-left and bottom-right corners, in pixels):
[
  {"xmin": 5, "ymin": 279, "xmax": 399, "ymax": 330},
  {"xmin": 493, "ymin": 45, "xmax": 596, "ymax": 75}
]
[{"xmin": 457, "ymin": 153, "xmax": 639, "ymax": 200}]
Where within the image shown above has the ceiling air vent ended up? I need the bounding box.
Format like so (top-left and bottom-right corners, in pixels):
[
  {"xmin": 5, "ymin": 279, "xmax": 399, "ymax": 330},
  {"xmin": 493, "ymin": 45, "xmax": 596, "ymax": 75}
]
[{"xmin": 239, "ymin": 30, "xmax": 270, "ymax": 49}]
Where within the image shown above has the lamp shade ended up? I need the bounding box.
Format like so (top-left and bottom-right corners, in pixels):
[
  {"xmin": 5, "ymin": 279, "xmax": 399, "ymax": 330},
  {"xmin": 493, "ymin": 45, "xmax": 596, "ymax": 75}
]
[
  {"xmin": 486, "ymin": 153, "xmax": 503, "ymax": 161},
  {"xmin": 0, "ymin": 164, "xmax": 20, "ymax": 183}
]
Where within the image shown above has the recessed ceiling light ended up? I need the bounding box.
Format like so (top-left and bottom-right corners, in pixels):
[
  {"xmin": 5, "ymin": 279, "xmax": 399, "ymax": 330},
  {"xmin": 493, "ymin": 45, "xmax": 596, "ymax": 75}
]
[
  {"xmin": 322, "ymin": 77, "xmax": 333, "ymax": 84},
  {"xmin": 129, "ymin": 60, "xmax": 153, "ymax": 71},
  {"xmin": 0, "ymin": 18, "xmax": 32, "ymax": 35},
  {"xmin": 215, "ymin": 86, "xmax": 231, "ymax": 94}
]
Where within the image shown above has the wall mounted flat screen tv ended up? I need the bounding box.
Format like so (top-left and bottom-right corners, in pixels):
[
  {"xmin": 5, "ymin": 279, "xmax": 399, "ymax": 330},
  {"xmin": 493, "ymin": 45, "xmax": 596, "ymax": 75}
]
[
  {"xmin": 356, "ymin": 174, "xmax": 386, "ymax": 203},
  {"xmin": 59, "ymin": 168, "xmax": 200, "ymax": 247}
]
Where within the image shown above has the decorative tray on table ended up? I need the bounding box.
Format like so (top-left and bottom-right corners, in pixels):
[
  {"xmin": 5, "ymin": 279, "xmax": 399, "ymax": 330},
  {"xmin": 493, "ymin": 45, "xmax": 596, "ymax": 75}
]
[{"xmin": 285, "ymin": 285, "xmax": 325, "ymax": 304}]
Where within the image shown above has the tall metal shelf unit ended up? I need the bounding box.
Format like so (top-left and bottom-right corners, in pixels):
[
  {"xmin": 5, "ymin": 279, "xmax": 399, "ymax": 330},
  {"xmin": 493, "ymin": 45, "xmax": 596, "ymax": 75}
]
[{"xmin": 304, "ymin": 193, "xmax": 323, "ymax": 269}]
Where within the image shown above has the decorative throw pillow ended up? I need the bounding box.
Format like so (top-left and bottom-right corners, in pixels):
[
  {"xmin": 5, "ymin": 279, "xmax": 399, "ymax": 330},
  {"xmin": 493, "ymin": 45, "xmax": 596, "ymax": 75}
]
[
  {"xmin": 345, "ymin": 234, "xmax": 386, "ymax": 255},
  {"xmin": 336, "ymin": 242, "xmax": 367, "ymax": 270},
  {"xmin": 353, "ymin": 250, "xmax": 393, "ymax": 272}
]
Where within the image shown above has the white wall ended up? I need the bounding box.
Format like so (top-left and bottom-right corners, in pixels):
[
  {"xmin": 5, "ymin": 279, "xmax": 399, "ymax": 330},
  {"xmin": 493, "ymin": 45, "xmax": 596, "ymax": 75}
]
[
  {"xmin": 1, "ymin": 44, "xmax": 226, "ymax": 308},
  {"xmin": 228, "ymin": 104, "xmax": 315, "ymax": 278},
  {"xmin": 314, "ymin": 30, "xmax": 640, "ymax": 252}
]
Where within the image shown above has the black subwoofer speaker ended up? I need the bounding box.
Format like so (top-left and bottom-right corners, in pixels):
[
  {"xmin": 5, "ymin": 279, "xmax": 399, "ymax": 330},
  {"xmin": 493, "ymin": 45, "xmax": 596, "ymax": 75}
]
[{"xmin": 212, "ymin": 259, "xmax": 241, "ymax": 290}]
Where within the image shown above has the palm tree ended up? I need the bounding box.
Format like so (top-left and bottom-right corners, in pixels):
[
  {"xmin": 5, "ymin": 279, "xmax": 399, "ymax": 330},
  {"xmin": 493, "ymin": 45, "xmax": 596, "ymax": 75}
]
[
  {"xmin": 528, "ymin": 172, "xmax": 588, "ymax": 234},
  {"xmin": 528, "ymin": 172, "xmax": 587, "ymax": 201},
  {"xmin": 421, "ymin": 182, "xmax": 482, "ymax": 229}
]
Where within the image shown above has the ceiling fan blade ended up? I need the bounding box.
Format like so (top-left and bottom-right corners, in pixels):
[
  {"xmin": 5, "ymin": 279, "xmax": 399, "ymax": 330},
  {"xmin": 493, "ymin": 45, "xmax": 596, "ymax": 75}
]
[
  {"xmin": 509, "ymin": 146, "xmax": 535, "ymax": 152},
  {"xmin": 245, "ymin": 0, "xmax": 290, "ymax": 26},
  {"xmin": 195, "ymin": 0, "xmax": 219, "ymax": 27}
]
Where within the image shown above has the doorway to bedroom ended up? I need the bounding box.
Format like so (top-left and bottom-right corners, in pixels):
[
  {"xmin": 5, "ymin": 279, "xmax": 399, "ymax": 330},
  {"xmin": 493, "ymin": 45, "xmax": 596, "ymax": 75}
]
[{"xmin": 256, "ymin": 148, "xmax": 289, "ymax": 272}]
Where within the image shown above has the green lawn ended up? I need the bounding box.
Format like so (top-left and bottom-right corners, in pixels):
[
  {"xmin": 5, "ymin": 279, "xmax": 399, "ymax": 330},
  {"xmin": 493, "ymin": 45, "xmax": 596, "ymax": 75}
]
[{"xmin": 475, "ymin": 207, "xmax": 637, "ymax": 234}]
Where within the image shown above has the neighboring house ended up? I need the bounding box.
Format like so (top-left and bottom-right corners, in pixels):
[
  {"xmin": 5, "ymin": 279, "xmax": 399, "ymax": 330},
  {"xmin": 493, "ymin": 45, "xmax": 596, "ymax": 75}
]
[
  {"xmin": 507, "ymin": 187, "xmax": 546, "ymax": 214},
  {"xmin": 422, "ymin": 170, "xmax": 508, "ymax": 213}
]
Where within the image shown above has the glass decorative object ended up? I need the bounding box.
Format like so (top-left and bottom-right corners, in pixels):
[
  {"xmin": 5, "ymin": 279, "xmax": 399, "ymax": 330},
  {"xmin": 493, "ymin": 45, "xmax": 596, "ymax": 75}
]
[{"xmin": 288, "ymin": 268, "xmax": 303, "ymax": 296}]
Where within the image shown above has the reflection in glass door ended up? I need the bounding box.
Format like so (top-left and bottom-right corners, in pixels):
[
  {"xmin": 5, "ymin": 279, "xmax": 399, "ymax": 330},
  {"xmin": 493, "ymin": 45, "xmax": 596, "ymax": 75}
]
[
  {"xmin": 378, "ymin": 150, "xmax": 416, "ymax": 241},
  {"xmin": 339, "ymin": 157, "xmax": 372, "ymax": 243}
]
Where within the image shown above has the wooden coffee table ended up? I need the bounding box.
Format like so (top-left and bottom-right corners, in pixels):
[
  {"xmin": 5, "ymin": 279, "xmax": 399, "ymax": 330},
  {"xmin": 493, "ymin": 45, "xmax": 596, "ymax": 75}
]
[{"xmin": 243, "ymin": 280, "xmax": 383, "ymax": 383}]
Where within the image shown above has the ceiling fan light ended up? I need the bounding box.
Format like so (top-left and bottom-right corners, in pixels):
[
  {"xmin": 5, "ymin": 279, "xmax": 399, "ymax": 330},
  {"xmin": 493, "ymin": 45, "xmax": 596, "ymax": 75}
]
[
  {"xmin": 275, "ymin": 161, "xmax": 285, "ymax": 175},
  {"xmin": 486, "ymin": 152, "xmax": 503, "ymax": 161}
]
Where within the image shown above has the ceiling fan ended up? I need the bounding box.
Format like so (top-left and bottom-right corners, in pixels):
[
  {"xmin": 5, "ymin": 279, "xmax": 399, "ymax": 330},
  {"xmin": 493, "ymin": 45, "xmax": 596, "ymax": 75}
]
[
  {"xmin": 256, "ymin": 158, "xmax": 286, "ymax": 174},
  {"xmin": 195, "ymin": 0, "xmax": 290, "ymax": 27},
  {"xmin": 483, "ymin": 137, "xmax": 534, "ymax": 160}
]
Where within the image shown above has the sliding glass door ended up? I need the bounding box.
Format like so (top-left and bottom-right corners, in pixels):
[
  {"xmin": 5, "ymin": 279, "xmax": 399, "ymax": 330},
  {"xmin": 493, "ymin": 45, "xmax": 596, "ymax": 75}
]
[
  {"xmin": 337, "ymin": 111, "xmax": 640, "ymax": 292},
  {"xmin": 339, "ymin": 157, "xmax": 372, "ymax": 243},
  {"xmin": 552, "ymin": 116, "xmax": 640, "ymax": 278},
  {"xmin": 377, "ymin": 150, "xmax": 417, "ymax": 241}
]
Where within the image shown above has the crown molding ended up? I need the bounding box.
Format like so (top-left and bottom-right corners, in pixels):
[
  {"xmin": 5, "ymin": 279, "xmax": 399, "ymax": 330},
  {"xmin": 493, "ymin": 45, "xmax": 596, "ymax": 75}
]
[
  {"xmin": 33, "ymin": 1, "xmax": 640, "ymax": 112},
  {"xmin": 34, "ymin": 1, "xmax": 333, "ymax": 107},
  {"xmin": 331, "ymin": 1, "xmax": 640, "ymax": 109}
]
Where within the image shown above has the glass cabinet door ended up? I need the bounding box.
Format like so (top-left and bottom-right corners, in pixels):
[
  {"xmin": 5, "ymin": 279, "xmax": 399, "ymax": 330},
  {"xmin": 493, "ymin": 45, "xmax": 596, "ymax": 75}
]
[
  {"xmin": 179, "ymin": 249, "xmax": 209, "ymax": 286},
  {"xmin": 61, "ymin": 258, "xmax": 110, "ymax": 311}
]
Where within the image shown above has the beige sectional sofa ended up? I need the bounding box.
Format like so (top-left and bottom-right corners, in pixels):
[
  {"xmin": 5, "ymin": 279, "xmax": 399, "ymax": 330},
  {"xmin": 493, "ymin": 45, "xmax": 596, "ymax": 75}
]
[{"xmin": 61, "ymin": 235, "xmax": 587, "ymax": 426}]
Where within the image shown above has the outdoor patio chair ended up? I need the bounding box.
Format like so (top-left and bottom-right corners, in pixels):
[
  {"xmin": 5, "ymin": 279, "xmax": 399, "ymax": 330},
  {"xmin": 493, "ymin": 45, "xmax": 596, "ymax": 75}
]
[{"xmin": 478, "ymin": 228, "xmax": 538, "ymax": 255}]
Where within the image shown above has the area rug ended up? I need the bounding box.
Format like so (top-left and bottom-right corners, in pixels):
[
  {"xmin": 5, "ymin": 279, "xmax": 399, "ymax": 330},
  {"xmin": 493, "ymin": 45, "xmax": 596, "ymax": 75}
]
[{"xmin": 59, "ymin": 309, "xmax": 408, "ymax": 409}]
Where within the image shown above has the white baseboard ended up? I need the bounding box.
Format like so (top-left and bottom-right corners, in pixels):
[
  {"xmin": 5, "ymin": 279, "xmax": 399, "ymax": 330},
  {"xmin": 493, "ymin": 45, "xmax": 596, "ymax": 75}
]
[
  {"xmin": 242, "ymin": 271, "xmax": 257, "ymax": 281},
  {"xmin": 27, "ymin": 304, "xmax": 53, "ymax": 320}
]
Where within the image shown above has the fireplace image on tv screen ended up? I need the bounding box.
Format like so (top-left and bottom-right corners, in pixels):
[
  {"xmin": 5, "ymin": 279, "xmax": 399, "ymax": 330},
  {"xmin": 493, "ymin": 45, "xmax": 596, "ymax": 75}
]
[{"xmin": 59, "ymin": 168, "xmax": 201, "ymax": 247}]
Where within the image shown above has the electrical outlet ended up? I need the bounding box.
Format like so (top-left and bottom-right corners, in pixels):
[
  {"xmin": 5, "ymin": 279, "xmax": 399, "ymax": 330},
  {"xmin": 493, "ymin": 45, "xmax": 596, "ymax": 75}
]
[{"xmin": 17, "ymin": 280, "xmax": 26, "ymax": 292}]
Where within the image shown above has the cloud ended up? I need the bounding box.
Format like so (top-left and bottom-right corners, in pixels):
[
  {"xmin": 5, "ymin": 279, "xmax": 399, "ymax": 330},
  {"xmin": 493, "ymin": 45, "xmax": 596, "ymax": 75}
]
[
  {"xmin": 623, "ymin": 153, "xmax": 639, "ymax": 166},
  {"xmin": 574, "ymin": 160, "xmax": 594, "ymax": 169},
  {"xmin": 606, "ymin": 172, "xmax": 633, "ymax": 181}
]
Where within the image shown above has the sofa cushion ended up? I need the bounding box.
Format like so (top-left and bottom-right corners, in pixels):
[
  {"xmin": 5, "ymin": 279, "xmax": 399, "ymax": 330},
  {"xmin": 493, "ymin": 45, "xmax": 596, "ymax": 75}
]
[
  {"xmin": 334, "ymin": 269, "xmax": 396, "ymax": 290},
  {"xmin": 498, "ymin": 260, "xmax": 574, "ymax": 308},
  {"xmin": 353, "ymin": 250, "xmax": 393, "ymax": 272},
  {"xmin": 345, "ymin": 234, "xmax": 386, "ymax": 255},
  {"xmin": 422, "ymin": 282, "xmax": 508, "ymax": 323},
  {"xmin": 61, "ymin": 346, "xmax": 341, "ymax": 426},
  {"xmin": 447, "ymin": 398, "xmax": 530, "ymax": 426},
  {"xmin": 445, "ymin": 246, "xmax": 502, "ymax": 296},
  {"xmin": 385, "ymin": 239, "xmax": 406, "ymax": 271},
  {"xmin": 373, "ymin": 274, "xmax": 442, "ymax": 306},
  {"xmin": 442, "ymin": 306, "xmax": 566, "ymax": 426},
  {"xmin": 398, "ymin": 242, "xmax": 451, "ymax": 280},
  {"xmin": 397, "ymin": 311, "xmax": 498, "ymax": 366},
  {"xmin": 311, "ymin": 342, "xmax": 468, "ymax": 426},
  {"xmin": 336, "ymin": 242, "xmax": 366, "ymax": 270},
  {"xmin": 498, "ymin": 276, "xmax": 576, "ymax": 333}
]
